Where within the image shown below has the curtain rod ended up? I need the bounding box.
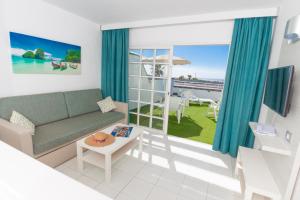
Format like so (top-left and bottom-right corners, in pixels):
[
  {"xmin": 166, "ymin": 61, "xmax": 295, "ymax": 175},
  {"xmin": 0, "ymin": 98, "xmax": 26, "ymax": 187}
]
[{"xmin": 101, "ymin": 7, "xmax": 278, "ymax": 30}]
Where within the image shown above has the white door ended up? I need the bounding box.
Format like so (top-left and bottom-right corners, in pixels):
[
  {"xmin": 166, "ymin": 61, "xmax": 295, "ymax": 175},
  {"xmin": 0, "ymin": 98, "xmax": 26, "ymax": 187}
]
[{"xmin": 128, "ymin": 48, "xmax": 172, "ymax": 133}]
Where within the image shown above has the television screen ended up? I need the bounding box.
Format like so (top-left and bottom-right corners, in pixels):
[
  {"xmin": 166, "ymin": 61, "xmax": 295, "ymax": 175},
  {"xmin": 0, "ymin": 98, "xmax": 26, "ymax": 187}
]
[{"xmin": 263, "ymin": 65, "xmax": 294, "ymax": 117}]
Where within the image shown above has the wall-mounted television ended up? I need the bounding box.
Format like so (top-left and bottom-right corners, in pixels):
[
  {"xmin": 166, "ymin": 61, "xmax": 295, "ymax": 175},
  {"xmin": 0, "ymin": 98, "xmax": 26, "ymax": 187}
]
[{"xmin": 263, "ymin": 65, "xmax": 294, "ymax": 117}]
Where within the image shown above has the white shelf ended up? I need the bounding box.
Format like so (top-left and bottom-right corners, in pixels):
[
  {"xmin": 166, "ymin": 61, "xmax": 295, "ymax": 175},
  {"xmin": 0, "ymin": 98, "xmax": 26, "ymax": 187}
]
[
  {"xmin": 249, "ymin": 122, "xmax": 291, "ymax": 156},
  {"xmin": 237, "ymin": 147, "xmax": 281, "ymax": 199}
]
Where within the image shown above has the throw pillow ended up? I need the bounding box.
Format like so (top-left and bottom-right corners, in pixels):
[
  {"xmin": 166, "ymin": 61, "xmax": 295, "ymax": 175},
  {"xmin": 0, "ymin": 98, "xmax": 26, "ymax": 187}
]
[
  {"xmin": 97, "ymin": 96, "xmax": 117, "ymax": 113},
  {"xmin": 10, "ymin": 111, "xmax": 35, "ymax": 134}
]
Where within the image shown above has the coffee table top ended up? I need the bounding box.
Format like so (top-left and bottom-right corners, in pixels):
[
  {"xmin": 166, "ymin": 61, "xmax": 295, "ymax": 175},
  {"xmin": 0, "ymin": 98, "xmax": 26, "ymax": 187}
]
[{"xmin": 77, "ymin": 123, "xmax": 143, "ymax": 155}]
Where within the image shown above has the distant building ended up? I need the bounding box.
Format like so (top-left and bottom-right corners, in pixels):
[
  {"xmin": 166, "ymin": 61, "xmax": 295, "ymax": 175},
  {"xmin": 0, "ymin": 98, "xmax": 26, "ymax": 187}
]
[{"xmin": 171, "ymin": 78, "xmax": 224, "ymax": 101}]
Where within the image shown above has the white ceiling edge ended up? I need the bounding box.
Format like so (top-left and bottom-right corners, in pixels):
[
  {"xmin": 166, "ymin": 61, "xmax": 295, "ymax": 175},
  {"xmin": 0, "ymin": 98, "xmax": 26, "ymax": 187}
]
[{"xmin": 101, "ymin": 7, "xmax": 279, "ymax": 30}]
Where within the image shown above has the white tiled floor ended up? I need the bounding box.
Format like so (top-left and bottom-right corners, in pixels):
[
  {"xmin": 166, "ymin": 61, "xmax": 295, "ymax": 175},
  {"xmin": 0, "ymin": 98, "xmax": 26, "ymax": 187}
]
[{"xmin": 55, "ymin": 131, "xmax": 244, "ymax": 200}]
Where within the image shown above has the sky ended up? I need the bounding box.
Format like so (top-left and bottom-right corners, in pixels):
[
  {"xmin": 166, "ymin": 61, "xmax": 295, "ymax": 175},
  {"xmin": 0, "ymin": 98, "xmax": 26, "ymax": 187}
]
[
  {"xmin": 10, "ymin": 32, "xmax": 80, "ymax": 59},
  {"xmin": 173, "ymin": 45, "xmax": 230, "ymax": 80}
]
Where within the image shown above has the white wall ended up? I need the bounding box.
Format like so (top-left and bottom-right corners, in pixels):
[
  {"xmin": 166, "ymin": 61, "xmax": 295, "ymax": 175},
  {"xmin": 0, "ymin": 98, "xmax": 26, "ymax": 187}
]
[
  {"xmin": 259, "ymin": 0, "xmax": 300, "ymax": 199},
  {"xmin": 129, "ymin": 21, "xmax": 234, "ymax": 47},
  {"xmin": 0, "ymin": 0, "xmax": 101, "ymax": 97}
]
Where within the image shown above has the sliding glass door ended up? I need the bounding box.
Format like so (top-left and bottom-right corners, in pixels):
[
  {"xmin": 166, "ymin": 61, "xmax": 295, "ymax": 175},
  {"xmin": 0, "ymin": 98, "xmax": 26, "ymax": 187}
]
[{"xmin": 128, "ymin": 48, "xmax": 171, "ymax": 133}]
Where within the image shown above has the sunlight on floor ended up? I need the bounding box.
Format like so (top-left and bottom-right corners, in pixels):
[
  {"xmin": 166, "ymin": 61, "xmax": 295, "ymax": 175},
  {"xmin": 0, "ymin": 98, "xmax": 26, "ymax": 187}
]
[
  {"xmin": 56, "ymin": 130, "xmax": 243, "ymax": 200},
  {"xmin": 173, "ymin": 161, "xmax": 241, "ymax": 193},
  {"xmin": 170, "ymin": 146, "xmax": 229, "ymax": 168},
  {"xmin": 128, "ymin": 131, "xmax": 241, "ymax": 194},
  {"xmin": 167, "ymin": 133, "xmax": 214, "ymax": 150}
]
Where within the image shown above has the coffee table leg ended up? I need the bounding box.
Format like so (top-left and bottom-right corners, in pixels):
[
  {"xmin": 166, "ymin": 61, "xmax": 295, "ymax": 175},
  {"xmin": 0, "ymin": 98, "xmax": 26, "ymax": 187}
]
[
  {"xmin": 138, "ymin": 132, "xmax": 143, "ymax": 159},
  {"xmin": 77, "ymin": 145, "xmax": 83, "ymax": 172},
  {"xmin": 105, "ymin": 154, "xmax": 111, "ymax": 183}
]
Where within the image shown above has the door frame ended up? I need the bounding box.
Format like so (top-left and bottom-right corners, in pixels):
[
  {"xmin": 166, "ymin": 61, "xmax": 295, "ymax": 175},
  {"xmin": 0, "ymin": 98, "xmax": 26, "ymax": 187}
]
[{"xmin": 129, "ymin": 45, "xmax": 173, "ymax": 134}]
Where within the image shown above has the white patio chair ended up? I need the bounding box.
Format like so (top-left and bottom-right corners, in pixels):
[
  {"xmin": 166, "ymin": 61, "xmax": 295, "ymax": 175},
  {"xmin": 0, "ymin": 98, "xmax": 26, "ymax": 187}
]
[
  {"xmin": 182, "ymin": 90, "xmax": 199, "ymax": 104},
  {"xmin": 169, "ymin": 96, "xmax": 185, "ymax": 124},
  {"xmin": 207, "ymin": 100, "xmax": 220, "ymax": 121}
]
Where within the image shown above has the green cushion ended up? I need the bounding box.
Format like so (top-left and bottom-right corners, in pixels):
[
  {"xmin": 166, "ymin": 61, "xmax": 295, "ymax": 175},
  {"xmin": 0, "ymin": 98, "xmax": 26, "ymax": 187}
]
[
  {"xmin": 0, "ymin": 93, "xmax": 68, "ymax": 126},
  {"xmin": 64, "ymin": 89, "xmax": 103, "ymax": 117},
  {"xmin": 32, "ymin": 111, "xmax": 125, "ymax": 155}
]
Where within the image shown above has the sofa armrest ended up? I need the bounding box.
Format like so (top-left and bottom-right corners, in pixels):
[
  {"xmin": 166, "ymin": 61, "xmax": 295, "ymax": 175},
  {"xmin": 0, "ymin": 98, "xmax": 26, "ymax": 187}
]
[
  {"xmin": 0, "ymin": 118, "xmax": 34, "ymax": 157},
  {"xmin": 114, "ymin": 101, "xmax": 128, "ymax": 124}
]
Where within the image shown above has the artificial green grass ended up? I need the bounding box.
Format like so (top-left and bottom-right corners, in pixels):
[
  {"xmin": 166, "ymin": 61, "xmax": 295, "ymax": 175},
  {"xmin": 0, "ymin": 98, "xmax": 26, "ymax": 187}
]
[
  {"xmin": 129, "ymin": 103, "xmax": 217, "ymax": 145},
  {"xmin": 168, "ymin": 103, "xmax": 216, "ymax": 145}
]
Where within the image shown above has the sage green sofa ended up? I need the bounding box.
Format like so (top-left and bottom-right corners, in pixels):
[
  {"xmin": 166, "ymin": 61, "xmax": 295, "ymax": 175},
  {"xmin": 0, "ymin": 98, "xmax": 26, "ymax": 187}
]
[{"xmin": 0, "ymin": 89, "xmax": 128, "ymax": 167}]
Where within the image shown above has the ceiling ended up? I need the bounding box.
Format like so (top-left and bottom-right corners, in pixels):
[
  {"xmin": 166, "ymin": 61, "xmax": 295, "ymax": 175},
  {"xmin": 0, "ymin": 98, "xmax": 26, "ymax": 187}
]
[{"xmin": 42, "ymin": 0, "xmax": 282, "ymax": 25}]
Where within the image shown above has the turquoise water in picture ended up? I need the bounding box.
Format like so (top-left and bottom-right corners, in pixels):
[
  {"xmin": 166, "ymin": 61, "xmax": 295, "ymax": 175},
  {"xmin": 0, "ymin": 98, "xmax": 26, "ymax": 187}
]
[
  {"xmin": 12, "ymin": 56, "xmax": 81, "ymax": 74},
  {"xmin": 10, "ymin": 32, "xmax": 81, "ymax": 75}
]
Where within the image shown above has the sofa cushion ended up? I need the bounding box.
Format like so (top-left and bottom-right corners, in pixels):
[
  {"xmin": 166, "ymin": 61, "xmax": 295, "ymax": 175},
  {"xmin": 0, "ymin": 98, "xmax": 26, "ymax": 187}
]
[
  {"xmin": 32, "ymin": 111, "xmax": 125, "ymax": 155},
  {"xmin": 10, "ymin": 111, "xmax": 35, "ymax": 134},
  {"xmin": 97, "ymin": 96, "xmax": 116, "ymax": 113},
  {"xmin": 0, "ymin": 92, "xmax": 68, "ymax": 126},
  {"xmin": 64, "ymin": 89, "xmax": 103, "ymax": 117}
]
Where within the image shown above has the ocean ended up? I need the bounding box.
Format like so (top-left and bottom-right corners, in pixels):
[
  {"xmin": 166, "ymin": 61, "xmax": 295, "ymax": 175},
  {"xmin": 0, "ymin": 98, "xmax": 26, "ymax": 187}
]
[{"xmin": 11, "ymin": 55, "xmax": 81, "ymax": 75}]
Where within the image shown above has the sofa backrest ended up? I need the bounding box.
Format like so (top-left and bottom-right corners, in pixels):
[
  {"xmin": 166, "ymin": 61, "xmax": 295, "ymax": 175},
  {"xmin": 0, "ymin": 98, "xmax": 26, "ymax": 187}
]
[
  {"xmin": 0, "ymin": 92, "xmax": 69, "ymax": 126},
  {"xmin": 64, "ymin": 89, "xmax": 102, "ymax": 117}
]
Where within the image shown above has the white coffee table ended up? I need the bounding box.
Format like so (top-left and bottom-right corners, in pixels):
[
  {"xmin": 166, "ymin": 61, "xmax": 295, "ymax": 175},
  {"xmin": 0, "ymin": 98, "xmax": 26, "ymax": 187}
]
[{"xmin": 76, "ymin": 123, "xmax": 144, "ymax": 182}]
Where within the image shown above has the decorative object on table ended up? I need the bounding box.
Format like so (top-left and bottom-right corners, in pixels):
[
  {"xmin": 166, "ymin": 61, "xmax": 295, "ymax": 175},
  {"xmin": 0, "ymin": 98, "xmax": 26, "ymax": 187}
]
[
  {"xmin": 285, "ymin": 15, "xmax": 300, "ymax": 44},
  {"xmin": 256, "ymin": 123, "xmax": 276, "ymax": 136},
  {"xmin": 77, "ymin": 123, "xmax": 143, "ymax": 183},
  {"xmin": 10, "ymin": 111, "xmax": 35, "ymax": 134},
  {"xmin": 111, "ymin": 126, "xmax": 133, "ymax": 137},
  {"xmin": 97, "ymin": 96, "xmax": 116, "ymax": 113},
  {"xmin": 9, "ymin": 32, "xmax": 81, "ymax": 74},
  {"xmin": 84, "ymin": 132, "xmax": 115, "ymax": 147}
]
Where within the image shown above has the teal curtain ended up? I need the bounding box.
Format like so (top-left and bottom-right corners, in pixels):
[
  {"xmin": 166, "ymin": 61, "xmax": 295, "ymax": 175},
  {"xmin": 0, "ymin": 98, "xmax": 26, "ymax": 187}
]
[
  {"xmin": 213, "ymin": 17, "xmax": 273, "ymax": 157},
  {"xmin": 101, "ymin": 29, "xmax": 129, "ymax": 102}
]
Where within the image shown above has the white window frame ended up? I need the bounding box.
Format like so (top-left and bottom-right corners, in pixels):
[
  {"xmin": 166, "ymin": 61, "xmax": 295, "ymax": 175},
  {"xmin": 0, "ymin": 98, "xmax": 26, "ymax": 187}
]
[{"xmin": 128, "ymin": 46, "xmax": 173, "ymax": 134}]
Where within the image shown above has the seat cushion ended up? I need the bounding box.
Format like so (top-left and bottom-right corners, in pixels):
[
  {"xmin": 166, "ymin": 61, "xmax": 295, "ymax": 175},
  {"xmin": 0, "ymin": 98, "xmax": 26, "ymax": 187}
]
[
  {"xmin": 64, "ymin": 89, "xmax": 103, "ymax": 117},
  {"xmin": 0, "ymin": 92, "xmax": 68, "ymax": 126},
  {"xmin": 32, "ymin": 111, "xmax": 125, "ymax": 155}
]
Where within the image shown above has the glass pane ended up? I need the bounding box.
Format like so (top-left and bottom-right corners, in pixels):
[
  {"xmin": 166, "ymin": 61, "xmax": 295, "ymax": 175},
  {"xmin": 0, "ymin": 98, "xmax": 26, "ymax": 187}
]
[
  {"xmin": 139, "ymin": 115, "xmax": 150, "ymax": 127},
  {"xmin": 140, "ymin": 77, "xmax": 153, "ymax": 90},
  {"xmin": 128, "ymin": 89, "xmax": 138, "ymax": 101},
  {"xmin": 129, "ymin": 76, "xmax": 139, "ymax": 88},
  {"xmin": 141, "ymin": 64, "xmax": 153, "ymax": 76},
  {"xmin": 129, "ymin": 113, "xmax": 137, "ymax": 124},
  {"xmin": 153, "ymin": 92, "xmax": 165, "ymax": 104},
  {"xmin": 155, "ymin": 64, "xmax": 168, "ymax": 77},
  {"xmin": 139, "ymin": 103, "xmax": 151, "ymax": 115},
  {"xmin": 152, "ymin": 118, "xmax": 163, "ymax": 130},
  {"xmin": 154, "ymin": 78, "xmax": 166, "ymax": 91},
  {"xmin": 129, "ymin": 63, "xmax": 140, "ymax": 76},
  {"xmin": 142, "ymin": 49, "xmax": 154, "ymax": 63},
  {"xmin": 129, "ymin": 49, "xmax": 141, "ymax": 62},
  {"xmin": 129, "ymin": 101, "xmax": 138, "ymax": 113},
  {"xmin": 152, "ymin": 105, "xmax": 164, "ymax": 118},
  {"xmin": 156, "ymin": 49, "xmax": 169, "ymax": 63},
  {"xmin": 140, "ymin": 90, "xmax": 152, "ymax": 103}
]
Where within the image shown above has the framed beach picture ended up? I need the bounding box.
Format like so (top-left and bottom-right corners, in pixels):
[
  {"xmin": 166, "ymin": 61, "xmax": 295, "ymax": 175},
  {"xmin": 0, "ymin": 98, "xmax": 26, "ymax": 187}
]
[{"xmin": 9, "ymin": 32, "xmax": 81, "ymax": 74}]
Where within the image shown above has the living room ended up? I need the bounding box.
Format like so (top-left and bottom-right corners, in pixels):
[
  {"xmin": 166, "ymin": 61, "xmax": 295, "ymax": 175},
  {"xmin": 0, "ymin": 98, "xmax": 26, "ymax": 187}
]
[{"xmin": 0, "ymin": 0, "xmax": 300, "ymax": 200}]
